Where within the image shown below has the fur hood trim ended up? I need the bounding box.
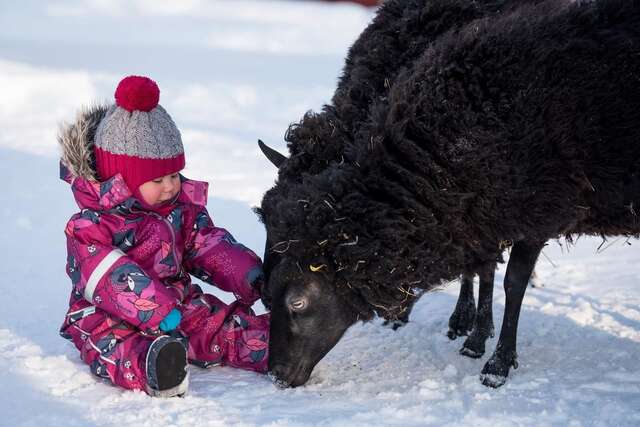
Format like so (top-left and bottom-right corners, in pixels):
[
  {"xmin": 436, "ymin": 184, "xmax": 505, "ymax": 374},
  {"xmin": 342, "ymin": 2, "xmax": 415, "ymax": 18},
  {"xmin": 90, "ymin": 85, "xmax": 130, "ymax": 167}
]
[{"xmin": 58, "ymin": 104, "xmax": 110, "ymax": 181}]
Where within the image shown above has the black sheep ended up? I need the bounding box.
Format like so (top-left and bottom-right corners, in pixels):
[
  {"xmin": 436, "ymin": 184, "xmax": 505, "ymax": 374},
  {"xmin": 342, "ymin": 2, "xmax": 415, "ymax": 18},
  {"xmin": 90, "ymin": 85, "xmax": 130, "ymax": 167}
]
[
  {"xmin": 258, "ymin": 0, "xmax": 640, "ymax": 389},
  {"xmin": 263, "ymin": 0, "xmax": 536, "ymax": 344}
]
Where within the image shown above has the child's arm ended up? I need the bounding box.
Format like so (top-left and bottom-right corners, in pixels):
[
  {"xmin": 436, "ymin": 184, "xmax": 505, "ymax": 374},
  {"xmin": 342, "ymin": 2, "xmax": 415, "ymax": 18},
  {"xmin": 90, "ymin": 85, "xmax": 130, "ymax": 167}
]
[
  {"xmin": 65, "ymin": 215, "xmax": 178, "ymax": 334},
  {"xmin": 183, "ymin": 207, "xmax": 263, "ymax": 306}
]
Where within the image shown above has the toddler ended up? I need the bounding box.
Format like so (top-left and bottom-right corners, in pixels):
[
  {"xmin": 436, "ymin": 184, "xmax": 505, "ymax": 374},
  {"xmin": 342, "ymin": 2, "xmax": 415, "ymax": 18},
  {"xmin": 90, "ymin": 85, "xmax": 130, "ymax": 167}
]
[{"xmin": 58, "ymin": 75, "xmax": 269, "ymax": 397}]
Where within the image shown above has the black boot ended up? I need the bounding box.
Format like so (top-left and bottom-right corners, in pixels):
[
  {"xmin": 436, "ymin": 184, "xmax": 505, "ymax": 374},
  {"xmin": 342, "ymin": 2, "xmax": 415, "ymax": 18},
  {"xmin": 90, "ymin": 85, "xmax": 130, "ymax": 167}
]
[{"xmin": 146, "ymin": 335, "xmax": 189, "ymax": 397}]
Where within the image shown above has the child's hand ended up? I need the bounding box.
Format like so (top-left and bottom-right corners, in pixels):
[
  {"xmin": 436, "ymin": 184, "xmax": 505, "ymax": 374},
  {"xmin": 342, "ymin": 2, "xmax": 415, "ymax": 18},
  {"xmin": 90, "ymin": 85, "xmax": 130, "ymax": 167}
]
[{"xmin": 159, "ymin": 308, "xmax": 182, "ymax": 332}]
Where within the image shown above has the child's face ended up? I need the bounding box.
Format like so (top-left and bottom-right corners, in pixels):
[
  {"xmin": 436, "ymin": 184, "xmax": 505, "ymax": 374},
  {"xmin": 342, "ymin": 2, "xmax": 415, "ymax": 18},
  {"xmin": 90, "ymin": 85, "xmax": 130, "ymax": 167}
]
[{"xmin": 138, "ymin": 172, "xmax": 181, "ymax": 206}]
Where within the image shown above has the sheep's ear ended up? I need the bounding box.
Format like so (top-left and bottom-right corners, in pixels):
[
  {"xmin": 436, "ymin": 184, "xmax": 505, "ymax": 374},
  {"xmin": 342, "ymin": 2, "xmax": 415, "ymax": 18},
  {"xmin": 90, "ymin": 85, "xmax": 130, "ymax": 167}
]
[{"xmin": 258, "ymin": 139, "xmax": 287, "ymax": 168}]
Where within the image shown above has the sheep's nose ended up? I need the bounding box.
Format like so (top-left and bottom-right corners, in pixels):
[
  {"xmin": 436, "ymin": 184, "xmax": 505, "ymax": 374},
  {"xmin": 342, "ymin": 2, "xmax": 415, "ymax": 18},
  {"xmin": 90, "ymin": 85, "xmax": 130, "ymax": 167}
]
[{"xmin": 267, "ymin": 365, "xmax": 292, "ymax": 389}]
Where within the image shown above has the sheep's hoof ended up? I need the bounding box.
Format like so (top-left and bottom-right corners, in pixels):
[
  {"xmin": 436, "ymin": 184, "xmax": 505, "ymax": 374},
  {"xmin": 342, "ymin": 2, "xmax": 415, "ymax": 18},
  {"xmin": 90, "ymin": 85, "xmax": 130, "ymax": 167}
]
[
  {"xmin": 480, "ymin": 372, "xmax": 507, "ymax": 388},
  {"xmin": 480, "ymin": 349, "xmax": 518, "ymax": 388},
  {"xmin": 460, "ymin": 346, "xmax": 483, "ymax": 358},
  {"xmin": 383, "ymin": 310, "xmax": 411, "ymax": 331},
  {"xmin": 447, "ymin": 306, "xmax": 476, "ymax": 339},
  {"xmin": 459, "ymin": 344, "xmax": 483, "ymax": 358},
  {"xmin": 459, "ymin": 325, "xmax": 494, "ymax": 358},
  {"xmin": 383, "ymin": 319, "xmax": 408, "ymax": 330}
]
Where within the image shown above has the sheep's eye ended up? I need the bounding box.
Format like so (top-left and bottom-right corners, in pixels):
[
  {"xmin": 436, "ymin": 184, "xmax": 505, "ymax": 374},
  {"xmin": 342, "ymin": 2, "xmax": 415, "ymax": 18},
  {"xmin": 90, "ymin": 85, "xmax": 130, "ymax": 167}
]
[{"xmin": 289, "ymin": 298, "xmax": 307, "ymax": 312}]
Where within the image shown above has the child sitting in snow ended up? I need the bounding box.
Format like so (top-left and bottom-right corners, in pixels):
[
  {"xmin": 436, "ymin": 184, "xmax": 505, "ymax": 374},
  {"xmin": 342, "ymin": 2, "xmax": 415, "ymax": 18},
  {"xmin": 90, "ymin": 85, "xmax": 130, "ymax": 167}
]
[{"xmin": 58, "ymin": 75, "xmax": 269, "ymax": 397}]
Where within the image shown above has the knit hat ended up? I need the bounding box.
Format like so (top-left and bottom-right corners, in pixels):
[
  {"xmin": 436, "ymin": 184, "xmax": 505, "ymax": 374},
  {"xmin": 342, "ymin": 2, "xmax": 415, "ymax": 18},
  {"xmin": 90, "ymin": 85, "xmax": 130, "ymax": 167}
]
[{"xmin": 94, "ymin": 75, "xmax": 185, "ymax": 191}]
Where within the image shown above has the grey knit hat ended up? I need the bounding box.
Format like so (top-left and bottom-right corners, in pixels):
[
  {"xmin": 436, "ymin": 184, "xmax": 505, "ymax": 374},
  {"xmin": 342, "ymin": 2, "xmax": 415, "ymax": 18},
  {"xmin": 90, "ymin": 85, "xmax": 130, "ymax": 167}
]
[{"xmin": 94, "ymin": 75, "xmax": 185, "ymax": 190}]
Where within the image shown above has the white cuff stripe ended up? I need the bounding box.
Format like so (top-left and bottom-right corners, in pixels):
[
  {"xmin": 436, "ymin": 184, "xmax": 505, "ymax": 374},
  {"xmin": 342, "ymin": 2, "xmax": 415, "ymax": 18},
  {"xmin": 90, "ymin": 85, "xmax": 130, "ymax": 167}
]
[{"xmin": 84, "ymin": 249, "xmax": 125, "ymax": 302}]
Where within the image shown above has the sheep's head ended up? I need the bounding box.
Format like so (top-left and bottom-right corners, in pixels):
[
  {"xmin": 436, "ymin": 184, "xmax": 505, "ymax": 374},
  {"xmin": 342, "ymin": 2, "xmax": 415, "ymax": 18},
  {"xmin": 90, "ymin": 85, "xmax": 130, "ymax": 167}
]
[
  {"xmin": 258, "ymin": 140, "xmax": 361, "ymax": 387},
  {"xmin": 265, "ymin": 255, "xmax": 359, "ymax": 387}
]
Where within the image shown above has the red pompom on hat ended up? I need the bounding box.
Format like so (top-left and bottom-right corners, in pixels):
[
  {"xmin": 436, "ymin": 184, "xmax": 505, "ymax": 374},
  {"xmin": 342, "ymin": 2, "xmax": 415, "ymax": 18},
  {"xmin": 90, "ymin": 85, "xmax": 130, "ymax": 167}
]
[
  {"xmin": 114, "ymin": 75, "xmax": 160, "ymax": 112},
  {"xmin": 94, "ymin": 75, "xmax": 185, "ymax": 192}
]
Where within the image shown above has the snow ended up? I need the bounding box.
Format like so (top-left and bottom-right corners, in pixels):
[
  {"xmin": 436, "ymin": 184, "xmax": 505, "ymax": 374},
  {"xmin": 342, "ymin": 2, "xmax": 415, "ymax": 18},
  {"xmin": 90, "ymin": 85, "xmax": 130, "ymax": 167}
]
[{"xmin": 1, "ymin": 1, "xmax": 639, "ymax": 425}]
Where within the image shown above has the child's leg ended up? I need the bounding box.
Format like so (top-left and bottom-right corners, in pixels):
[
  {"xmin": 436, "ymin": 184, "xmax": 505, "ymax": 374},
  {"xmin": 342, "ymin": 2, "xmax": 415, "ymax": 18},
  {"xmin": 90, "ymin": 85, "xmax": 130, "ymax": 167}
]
[
  {"xmin": 179, "ymin": 293, "xmax": 270, "ymax": 373},
  {"xmin": 64, "ymin": 316, "xmax": 187, "ymax": 395},
  {"xmin": 71, "ymin": 324, "xmax": 153, "ymax": 391}
]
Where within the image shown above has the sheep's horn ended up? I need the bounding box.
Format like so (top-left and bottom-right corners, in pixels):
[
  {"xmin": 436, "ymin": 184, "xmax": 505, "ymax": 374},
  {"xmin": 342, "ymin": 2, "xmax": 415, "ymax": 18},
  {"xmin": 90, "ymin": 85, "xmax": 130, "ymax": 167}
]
[{"xmin": 258, "ymin": 139, "xmax": 287, "ymax": 168}]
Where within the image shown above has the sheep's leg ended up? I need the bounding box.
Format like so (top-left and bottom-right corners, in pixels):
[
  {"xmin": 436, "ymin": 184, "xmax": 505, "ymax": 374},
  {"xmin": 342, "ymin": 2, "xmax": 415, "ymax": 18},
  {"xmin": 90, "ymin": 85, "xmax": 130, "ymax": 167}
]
[
  {"xmin": 383, "ymin": 290, "xmax": 425, "ymax": 330},
  {"xmin": 460, "ymin": 262, "xmax": 496, "ymax": 358},
  {"xmin": 383, "ymin": 302, "xmax": 413, "ymax": 330},
  {"xmin": 480, "ymin": 240, "xmax": 544, "ymax": 388},
  {"xmin": 447, "ymin": 273, "xmax": 476, "ymax": 339}
]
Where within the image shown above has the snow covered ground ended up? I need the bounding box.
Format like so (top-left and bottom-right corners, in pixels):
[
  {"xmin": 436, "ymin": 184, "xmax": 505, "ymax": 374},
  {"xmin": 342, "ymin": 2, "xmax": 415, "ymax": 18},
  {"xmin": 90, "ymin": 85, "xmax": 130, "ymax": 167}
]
[{"xmin": 1, "ymin": 1, "xmax": 639, "ymax": 426}]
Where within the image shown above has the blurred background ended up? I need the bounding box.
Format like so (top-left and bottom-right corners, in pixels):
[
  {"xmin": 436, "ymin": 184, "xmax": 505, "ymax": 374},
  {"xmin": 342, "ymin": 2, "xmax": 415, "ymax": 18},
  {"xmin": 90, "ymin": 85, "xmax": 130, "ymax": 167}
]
[
  {"xmin": 2, "ymin": 2, "xmax": 639, "ymax": 426},
  {"xmin": 0, "ymin": 0, "xmax": 376, "ymax": 205}
]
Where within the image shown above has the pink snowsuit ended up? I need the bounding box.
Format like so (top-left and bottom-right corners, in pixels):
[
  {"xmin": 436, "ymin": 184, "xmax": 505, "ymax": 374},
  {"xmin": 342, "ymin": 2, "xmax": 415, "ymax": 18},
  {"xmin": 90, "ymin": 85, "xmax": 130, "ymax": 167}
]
[{"xmin": 58, "ymin": 107, "xmax": 269, "ymax": 393}]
